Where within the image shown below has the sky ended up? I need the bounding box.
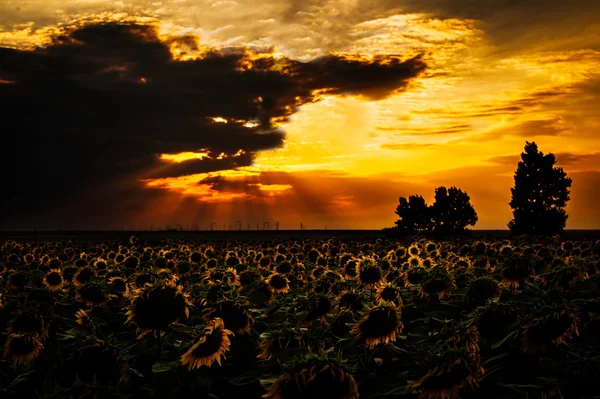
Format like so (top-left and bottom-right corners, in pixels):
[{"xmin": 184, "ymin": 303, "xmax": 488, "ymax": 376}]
[{"xmin": 1, "ymin": 0, "xmax": 600, "ymax": 230}]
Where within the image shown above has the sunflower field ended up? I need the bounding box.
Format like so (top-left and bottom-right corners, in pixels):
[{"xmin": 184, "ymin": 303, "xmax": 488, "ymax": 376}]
[{"xmin": 1, "ymin": 235, "xmax": 599, "ymax": 399}]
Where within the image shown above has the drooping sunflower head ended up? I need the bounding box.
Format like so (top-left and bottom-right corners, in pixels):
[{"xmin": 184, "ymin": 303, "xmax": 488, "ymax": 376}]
[
  {"xmin": 412, "ymin": 350, "xmax": 484, "ymax": 399},
  {"xmin": 302, "ymin": 293, "xmax": 332, "ymax": 324},
  {"xmin": 275, "ymin": 261, "xmax": 293, "ymax": 274},
  {"xmin": 466, "ymin": 277, "xmax": 502, "ymax": 305},
  {"xmin": 336, "ymin": 290, "xmax": 365, "ymax": 312},
  {"xmin": 356, "ymin": 261, "xmax": 383, "ymax": 288},
  {"xmin": 131, "ymin": 272, "xmax": 157, "ymax": 289},
  {"xmin": 307, "ymin": 249, "xmax": 322, "ymax": 264},
  {"xmin": 75, "ymin": 309, "xmax": 96, "ymax": 331},
  {"xmin": 205, "ymin": 299, "xmax": 254, "ymax": 335},
  {"xmin": 263, "ymin": 356, "xmax": 359, "ymax": 399},
  {"xmin": 501, "ymin": 255, "xmax": 535, "ymax": 289},
  {"xmin": 351, "ymin": 303, "xmax": 404, "ymax": 349},
  {"xmin": 225, "ymin": 252, "xmax": 240, "ymax": 267},
  {"xmin": 77, "ymin": 339, "xmax": 129, "ymax": 384},
  {"xmin": 3, "ymin": 333, "xmax": 44, "ymax": 366},
  {"xmin": 541, "ymin": 261, "xmax": 588, "ymax": 292},
  {"xmin": 329, "ymin": 310, "xmax": 356, "ymax": 338},
  {"xmin": 239, "ymin": 270, "xmax": 261, "ymax": 287},
  {"xmin": 257, "ymin": 328, "xmax": 324, "ymax": 361},
  {"xmin": 522, "ymin": 309, "xmax": 580, "ymax": 354},
  {"xmin": 343, "ymin": 259, "xmax": 358, "ymax": 278},
  {"xmin": 125, "ymin": 280, "xmax": 192, "ymax": 336},
  {"xmin": 181, "ymin": 318, "xmax": 234, "ymax": 370},
  {"xmin": 175, "ymin": 261, "xmax": 192, "ymax": 277},
  {"xmin": 475, "ymin": 302, "xmax": 518, "ymax": 340},
  {"xmin": 76, "ymin": 283, "xmax": 110, "ymax": 308},
  {"xmin": 311, "ymin": 266, "xmax": 326, "ymax": 281},
  {"xmin": 44, "ymin": 269, "xmax": 64, "ymax": 290},
  {"xmin": 8, "ymin": 310, "xmax": 49, "ymax": 342},
  {"xmin": 108, "ymin": 276, "xmax": 130, "ymax": 297},
  {"xmin": 73, "ymin": 266, "xmax": 96, "ymax": 286},
  {"xmin": 419, "ymin": 271, "xmax": 456, "ymax": 299},
  {"xmin": 435, "ymin": 325, "xmax": 480, "ymax": 354},
  {"xmin": 375, "ymin": 282, "xmax": 404, "ymax": 309}
]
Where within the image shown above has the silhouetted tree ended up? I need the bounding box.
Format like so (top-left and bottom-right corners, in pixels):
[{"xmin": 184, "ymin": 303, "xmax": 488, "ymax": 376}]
[
  {"xmin": 430, "ymin": 186, "xmax": 478, "ymax": 234},
  {"xmin": 395, "ymin": 195, "xmax": 432, "ymax": 233},
  {"xmin": 508, "ymin": 142, "xmax": 572, "ymax": 235}
]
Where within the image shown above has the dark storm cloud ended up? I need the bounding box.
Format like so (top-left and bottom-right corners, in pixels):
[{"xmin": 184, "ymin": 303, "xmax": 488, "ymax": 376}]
[{"xmin": 0, "ymin": 21, "xmax": 425, "ymax": 228}]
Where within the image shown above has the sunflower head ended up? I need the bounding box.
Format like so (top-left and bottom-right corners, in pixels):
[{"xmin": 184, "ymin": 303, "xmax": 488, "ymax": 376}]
[
  {"xmin": 75, "ymin": 309, "xmax": 96, "ymax": 331},
  {"xmin": 501, "ymin": 255, "xmax": 535, "ymax": 289},
  {"xmin": 343, "ymin": 259, "xmax": 358, "ymax": 278},
  {"xmin": 404, "ymin": 265, "xmax": 426, "ymax": 287},
  {"xmin": 9, "ymin": 310, "xmax": 48, "ymax": 342},
  {"xmin": 108, "ymin": 276, "xmax": 129, "ymax": 296},
  {"xmin": 336, "ymin": 290, "xmax": 365, "ymax": 312},
  {"xmin": 408, "ymin": 243, "xmax": 421, "ymax": 257},
  {"xmin": 3, "ymin": 333, "xmax": 44, "ymax": 366},
  {"xmin": 356, "ymin": 261, "xmax": 383, "ymax": 288},
  {"xmin": 466, "ymin": 277, "xmax": 502, "ymax": 305},
  {"xmin": 375, "ymin": 282, "xmax": 404, "ymax": 309},
  {"xmin": 181, "ymin": 318, "xmax": 234, "ymax": 370},
  {"xmin": 541, "ymin": 261, "xmax": 588, "ymax": 291},
  {"xmin": 205, "ymin": 299, "xmax": 254, "ymax": 335},
  {"xmin": 8, "ymin": 271, "xmax": 29, "ymax": 291},
  {"xmin": 74, "ymin": 266, "xmax": 96, "ymax": 286},
  {"xmin": 435, "ymin": 325, "xmax": 480, "ymax": 354},
  {"xmin": 77, "ymin": 339, "xmax": 129, "ymax": 384},
  {"xmin": 239, "ymin": 270, "xmax": 261, "ymax": 287},
  {"xmin": 263, "ymin": 356, "xmax": 359, "ymax": 399},
  {"xmin": 475, "ymin": 302, "xmax": 518, "ymax": 340},
  {"xmin": 351, "ymin": 303, "xmax": 404, "ymax": 349},
  {"xmin": 412, "ymin": 350, "xmax": 484, "ymax": 399},
  {"xmin": 41, "ymin": 269, "xmax": 63, "ymax": 291},
  {"xmin": 522, "ymin": 308, "xmax": 580, "ymax": 354},
  {"xmin": 76, "ymin": 283, "xmax": 110, "ymax": 308},
  {"xmin": 125, "ymin": 280, "xmax": 192, "ymax": 336},
  {"xmin": 420, "ymin": 271, "xmax": 456, "ymax": 299},
  {"xmin": 302, "ymin": 293, "xmax": 332, "ymax": 324},
  {"xmin": 329, "ymin": 310, "xmax": 356, "ymax": 338},
  {"xmin": 257, "ymin": 328, "xmax": 324, "ymax": 361},
  {"xmin": 267, "ymin": 273, "xmax": 290, "ymax": 294}
]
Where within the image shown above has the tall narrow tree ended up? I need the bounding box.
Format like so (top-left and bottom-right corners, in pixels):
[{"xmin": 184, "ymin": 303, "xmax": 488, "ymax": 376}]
[{"xmin": 508, "ymin": 142, "xmax": 572, "ymax": 235}]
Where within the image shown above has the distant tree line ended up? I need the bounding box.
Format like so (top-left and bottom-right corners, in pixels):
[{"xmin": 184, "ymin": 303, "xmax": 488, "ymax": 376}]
[{"xmin": 389, "ymin": 141, "xmax": 572, "ymax": 236}]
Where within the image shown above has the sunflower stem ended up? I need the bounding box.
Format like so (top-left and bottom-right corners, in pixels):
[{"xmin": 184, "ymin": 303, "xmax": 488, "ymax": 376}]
[{"xmin": 156, "ymin": 329, "xmax": 162, "ymax": 358}]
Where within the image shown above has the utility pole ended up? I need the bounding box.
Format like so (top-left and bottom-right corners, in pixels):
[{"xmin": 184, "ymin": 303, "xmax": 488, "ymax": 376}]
[
  {"xmin": 235, "ymin": 221, "xmax": 242, "ymax": 231},
  {"xmin": 263, "ymin": 221, "xmax": 270, "ymax": 231},
  {"xmin": 275, "ymin": 221, "xmax": 279, "ymax": 231}
]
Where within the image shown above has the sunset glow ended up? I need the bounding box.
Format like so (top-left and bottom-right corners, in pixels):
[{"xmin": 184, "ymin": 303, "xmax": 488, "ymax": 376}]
[{"xmin": 2, "ymin": 0, "xmax": 600, "ymax": 230}]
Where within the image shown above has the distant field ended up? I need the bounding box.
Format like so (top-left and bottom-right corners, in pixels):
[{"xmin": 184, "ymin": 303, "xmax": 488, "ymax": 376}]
[{"xmin": 2, "ymin": 229, "xmax": 600, "ymax": 242}]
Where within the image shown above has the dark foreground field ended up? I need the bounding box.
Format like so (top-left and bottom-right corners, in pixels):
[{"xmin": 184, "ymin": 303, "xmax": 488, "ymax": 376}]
[{"xmin": 1, "ymin": 234, "xmax": 599, "ymax": 399}]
